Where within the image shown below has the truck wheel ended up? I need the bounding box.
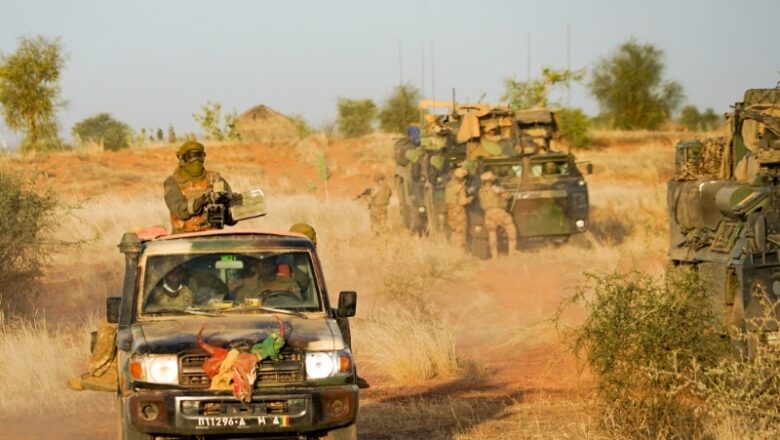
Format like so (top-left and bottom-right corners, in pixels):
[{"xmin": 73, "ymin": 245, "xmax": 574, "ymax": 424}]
[
  {"xmin": 320, "ymin": 423, "xmax": 357, "ymax": 440},
  {"xmin": 118, "ymin": 400, "xmax": 153, "ymax": 440}
]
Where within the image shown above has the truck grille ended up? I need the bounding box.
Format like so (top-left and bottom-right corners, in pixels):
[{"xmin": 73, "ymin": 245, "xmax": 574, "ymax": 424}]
[{"xmin": 179, "ymin": 349, "xmax": 305, "ymax": 388}]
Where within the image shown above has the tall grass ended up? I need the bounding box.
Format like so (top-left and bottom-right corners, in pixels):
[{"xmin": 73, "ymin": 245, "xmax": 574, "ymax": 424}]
[{"xmin": 0, "ymin": 316, "xmax": 114, "ymax": 415}]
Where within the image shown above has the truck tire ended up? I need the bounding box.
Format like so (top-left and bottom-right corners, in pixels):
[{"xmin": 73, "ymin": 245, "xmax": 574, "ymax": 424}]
[{"xmin": 320, "ymin": 423, "xmax": 357, "ymax": 440}]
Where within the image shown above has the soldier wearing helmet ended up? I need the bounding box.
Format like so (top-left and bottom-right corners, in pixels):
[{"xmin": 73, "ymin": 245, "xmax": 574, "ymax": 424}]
[
  {"xmin": 445, "ymin": 167, "xmax": 474, "ymax": 250},
  {"xmin": 366, "ymin": 172, "xmax": 392, "ymax": 234},
  {"xmin": 467, "ymin": 120, "xmax": 512, "ymax": 161},
  {"xmin": 164, "ymin": 140, "xmax": 233, "ymax": 234},
  {"xmin": 478, "ymin": 171, "xmax": 518, "ymax": 257}
]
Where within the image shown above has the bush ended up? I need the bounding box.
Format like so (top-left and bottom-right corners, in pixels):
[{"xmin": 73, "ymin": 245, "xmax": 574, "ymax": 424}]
[
  {"xmin": 336, "ymin": 98, "xmax": 376, "ymax": 138},
  {"xmin": 287, "ymin": 113, "xmax": 312, "ymax": 138},
  {"xmin": 72, "ymin": 113, "xmax": 132, "ymax": 151},
  {"xmin": 0, "ymin": 169, "xmax": 59, "ymax": 315},
  {"xmin": 556, "ymin": 108, "xmax": 592, "ymax": 148},
  {"xmin": 560, "ymin": 270, "xmax": 731, "ymax": 439},
  {"xmin": 377, "ymin": 84, "xmax": 421, "ymax": 134}
]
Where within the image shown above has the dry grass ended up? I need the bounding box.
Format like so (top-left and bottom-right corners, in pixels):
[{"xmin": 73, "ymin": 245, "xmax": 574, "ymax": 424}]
[
  {"xmin": 0, "ymin": 131, "xmax": 720, "ymax": 437},
  {"xmin": 0, "ymin": 316, "xmax": 114, "ymax": 415}
]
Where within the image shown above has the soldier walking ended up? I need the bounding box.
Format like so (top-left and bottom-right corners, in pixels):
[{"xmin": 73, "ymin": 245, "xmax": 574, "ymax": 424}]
[
  {"xmin": 479, "ymin": 171, "xmax": 518, "ymax": 257},
  {"xmin": 445, "ymin": 167, "xmax": 473, "ymax": 250},
  {"xmin": 367, "ymin": 172, "xmax": 392, "ymax": 234}
]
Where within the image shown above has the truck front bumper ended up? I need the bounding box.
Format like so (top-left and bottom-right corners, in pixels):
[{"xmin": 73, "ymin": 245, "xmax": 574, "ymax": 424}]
[{"xmin": 124, "ymin": 385, "xmax": 358, "ymax": 437}]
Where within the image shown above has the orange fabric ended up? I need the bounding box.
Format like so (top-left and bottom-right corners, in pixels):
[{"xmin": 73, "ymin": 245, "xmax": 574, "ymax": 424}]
[{"xmin": 169, "ymin": 170, "xmax": 217, "ymax": 233}]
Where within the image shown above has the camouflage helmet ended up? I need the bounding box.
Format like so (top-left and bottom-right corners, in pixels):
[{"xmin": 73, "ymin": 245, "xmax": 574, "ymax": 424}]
[
  {"xmin": 176, "ymin": 140, "xmax": 205, "ymax": 158},
  {"xmin": 480, "ymin": 171, "xmax": 496, "ymax": 182},
  {"xmin": 453, "ymin": 167, "xmax": 468, "ymax": 179},
  {"xmin": 373, "ymin": 172, "xmax": 385, "ymax": 182},
  {"xmin": 289, "ymin": 223, "xmax": 317, "ymax": 247}
]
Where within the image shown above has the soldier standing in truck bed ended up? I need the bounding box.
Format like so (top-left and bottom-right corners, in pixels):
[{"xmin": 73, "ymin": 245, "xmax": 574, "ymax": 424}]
[{"xmin": 164, "ymin": 140, "xmax": 233, "ymax": 234}]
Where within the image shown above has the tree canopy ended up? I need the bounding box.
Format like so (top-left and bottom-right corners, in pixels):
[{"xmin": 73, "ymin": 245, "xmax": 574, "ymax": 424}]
[
  {"xmin": 72, "ymin": 113, "xmax": 132, "ymax": 151},
  {"xmin": 336, "ymin": 98, "xmax": 376, "ymax": 138},
  {"xmin": 0, "ymin": 36, "xmax": 66, "ymax": 152},
  {"xmin": 502, "ymin": 67, "xmax": 584, "ymax": 109},
  {"xmin": 589, "ymin": 39, "xmax": 684, "ymax": 130},
  {"xmin": 377, "ymin": 84, "xmax": 421, "ymax": 134}
]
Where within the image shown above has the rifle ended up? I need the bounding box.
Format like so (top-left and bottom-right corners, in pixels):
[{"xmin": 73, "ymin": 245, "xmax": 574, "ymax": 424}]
[{"xmin": 353, "ymin": 188, "xmax": 372, "ymax": 201}]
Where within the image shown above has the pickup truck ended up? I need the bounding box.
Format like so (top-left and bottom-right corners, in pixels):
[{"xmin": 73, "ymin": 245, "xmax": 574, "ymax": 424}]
[{"xmin": 108, "ymin": 229, "xmax": 358, "ymax": 439}]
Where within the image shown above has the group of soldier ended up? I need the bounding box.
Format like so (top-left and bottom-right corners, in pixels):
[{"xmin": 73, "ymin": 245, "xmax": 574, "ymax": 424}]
[
  {"xmin": 360, "ymin": 165, "xmax": 518, "ymax": 258},
  {"xmin": 444, "ymin": 167, "xmax": 517, "ymax": 258}
]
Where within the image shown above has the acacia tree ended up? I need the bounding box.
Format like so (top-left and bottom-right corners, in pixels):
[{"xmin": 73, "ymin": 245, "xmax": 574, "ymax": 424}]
[
  {"xmin": 72, "ymin": 113, "xmax": 132, "ymax": 151},
  {"xmin": 336, "ymin": 98, "xmax": 376, "ymax": 137},
  {"xmin": 0, "ymin": 36, "xmax": 66, "ymax": 152},
  {"xmin": 193, "ymin": 101, "xmax": 240, "ymax": 141},
  {"xmin": 377, "ymin": 84, "xmax": 421, "ymax": 134},
  {"xmin": 502, "ymin": 67, "xmax": 584, "ymax": 109},
  {"xmin": 589, "ymin": 39, "xmax": 684, "ymax": 130}
]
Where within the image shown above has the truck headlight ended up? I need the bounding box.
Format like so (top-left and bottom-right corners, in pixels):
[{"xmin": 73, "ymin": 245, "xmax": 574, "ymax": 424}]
[
  {"xmin": 130, "ymin": 355, "xmax": 179, "ymax": 384},
  {"xmin": 575, "ymin": 219, "xmax": 586, "ymax": 231},
  {"xmin": 305, "ymin": 351, "xmax": 352, "ymax": 380}
]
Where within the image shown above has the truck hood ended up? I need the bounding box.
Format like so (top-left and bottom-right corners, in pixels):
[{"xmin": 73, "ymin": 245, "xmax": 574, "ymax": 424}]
[{"xmin": 129, "ymin": 314, "xmax": 344, "ymax": 355}]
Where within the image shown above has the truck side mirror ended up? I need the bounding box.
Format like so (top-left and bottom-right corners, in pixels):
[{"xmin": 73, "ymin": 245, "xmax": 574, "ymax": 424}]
[
  {"xmin": 106, "ymin": 297, "xmax": 121, "ymax": 324},
  {"xmin": 586, "ymin": 163, "xmax": 593, "ymax": 175},
  {"xmin": 336, "ymin": 291, "xmax": 357, "ymax": 318}
]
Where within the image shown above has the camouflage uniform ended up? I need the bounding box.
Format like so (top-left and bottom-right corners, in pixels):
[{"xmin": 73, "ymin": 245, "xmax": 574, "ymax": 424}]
[
  {"xmin": 147, "ymin": 284, "xmax": 194, "ymax": 310},
  {"xmin": 368, "ymin": 173, "xmax": 392, "ymax": 234},
  {"xmin": 445, "ymin": 168, "xmax": 473, "ymax": 249},
  {"xmin": 235, "ymin": 264, "xmax": 302, "ymax": 304},
  {"xmin": 479, "ymin": 172, "xmax": 518, "ymax": 258},
  {"xmin": 164, "ymin": 141, "xmax": 232, "ymax": 234}
]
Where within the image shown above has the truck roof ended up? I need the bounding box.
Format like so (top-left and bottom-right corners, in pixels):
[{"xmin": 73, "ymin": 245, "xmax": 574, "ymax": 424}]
[{"xmin": 129, "ymin": 227, "xmax": 314, "ymax": 252}]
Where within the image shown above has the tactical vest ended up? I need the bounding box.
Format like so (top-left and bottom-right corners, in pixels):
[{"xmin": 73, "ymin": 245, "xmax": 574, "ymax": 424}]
[
  {"xmin": 369, "ymin": 183, "xmax": 392, "ymax": 209},
  {"xmin": 479, "ymin": 185, "xmax": 506, "ymax": 211},
  {"xmin": 445, "ymin": 180, "xmax": 464, "ymax": 206},
  {"xmin": 170, "ymin": 170, "xmax": 219, "ymax": 234}
]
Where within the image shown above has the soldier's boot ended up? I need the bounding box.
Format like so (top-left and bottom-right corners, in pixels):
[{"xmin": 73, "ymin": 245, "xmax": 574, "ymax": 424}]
[{"xmin": 507, "ymin": 235, "xmax": 519, "ymax": 257}]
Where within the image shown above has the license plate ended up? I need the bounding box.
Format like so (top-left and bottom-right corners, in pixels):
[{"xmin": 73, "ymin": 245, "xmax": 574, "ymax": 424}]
[{"xmin": 195, "ymin": 415, "xmax": 292, "ymax": 429}]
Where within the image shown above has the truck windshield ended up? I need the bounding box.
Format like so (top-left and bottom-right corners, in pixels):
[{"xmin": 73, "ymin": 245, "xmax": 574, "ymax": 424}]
[{"xmin": 140, "ymin": 251, "xmax": 321, "ymax": 316}]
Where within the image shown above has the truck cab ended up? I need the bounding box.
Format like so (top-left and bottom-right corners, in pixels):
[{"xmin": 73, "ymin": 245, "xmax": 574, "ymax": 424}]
[{"xmin": 109, "ymin": 229, "xmax": 358, "ymax": 439}]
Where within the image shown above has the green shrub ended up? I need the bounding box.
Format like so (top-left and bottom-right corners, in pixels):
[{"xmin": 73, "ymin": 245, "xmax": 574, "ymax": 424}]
[
  {"xmin": 556, "ymin": 107, "xmax": 592, "ymax": 148},
  {"xmin": 336, "ymin": 98, "xmax": 376, "ymax": 138},
  {"xmin": 377, "ymin": 84, "xmax": 421, "ymax": 134},
  {"xmin": 0, "ymin": 169, "xmax": 59, "ymax": 315},
  {"xmin": 560, "ymin": 270, "xmax": 731, "ymax": 439},
  {"xmin": 72, "ymin": 113, "xmax": 132, "ymax": 151},
  {"xmin": 287, "ymin": 113, "xmax": 312, "ymax": 138}
]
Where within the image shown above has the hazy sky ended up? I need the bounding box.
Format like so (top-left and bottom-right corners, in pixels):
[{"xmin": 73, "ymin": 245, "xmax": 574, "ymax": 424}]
[{"xmin": 1, "ymin": 0, "xmax": 778, "ymax": 146}]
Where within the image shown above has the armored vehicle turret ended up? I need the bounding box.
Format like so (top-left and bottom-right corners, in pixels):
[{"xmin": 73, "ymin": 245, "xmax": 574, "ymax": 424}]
[{"xmin": 668, "ymin": 88, "xmax": 780, "ymax": 344}]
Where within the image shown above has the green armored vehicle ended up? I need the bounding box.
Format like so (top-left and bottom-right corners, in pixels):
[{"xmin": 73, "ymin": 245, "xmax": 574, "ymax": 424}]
[
  {"xmin": 394, "ymin": 105, "xmax": 591, "ymax": 256},
  {"xmin": 668, "ymin": 88, "xmax": 780, "ymax": 345}
]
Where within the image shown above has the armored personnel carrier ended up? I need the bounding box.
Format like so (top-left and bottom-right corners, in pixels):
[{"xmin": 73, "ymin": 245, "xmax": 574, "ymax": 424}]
[
  {"xmin": 668, "ymin": 88, "xmax": 780, "ymax": 344},
  {"xmin": 394, "ymin": 104, "xmax": 591, "ymax": 256}
]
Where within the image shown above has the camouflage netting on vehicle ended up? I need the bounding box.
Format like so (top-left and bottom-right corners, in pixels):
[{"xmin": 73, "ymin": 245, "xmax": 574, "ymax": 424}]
[{"xmin": 676, "ymin": 136, "xmax": 730, "ymax": 180}]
